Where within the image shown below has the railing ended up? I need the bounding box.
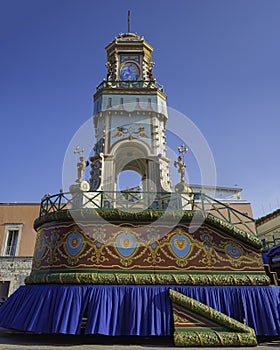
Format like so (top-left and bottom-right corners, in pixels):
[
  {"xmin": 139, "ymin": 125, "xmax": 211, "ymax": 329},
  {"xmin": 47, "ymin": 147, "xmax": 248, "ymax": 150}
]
[
  {"xmin": 96, "ymin": 80, "xmax": 164, "ymax": 92},
  {"xmin": 40, "ymin": 191, "xmax": 191, "ymax": 214},
  {"xmin": 39, "ymin": 191, "xmax": 257, "ymax": 235},
  {"xmin": 192, "ymin": 193, "xmax": 257, "ymax": 236}
]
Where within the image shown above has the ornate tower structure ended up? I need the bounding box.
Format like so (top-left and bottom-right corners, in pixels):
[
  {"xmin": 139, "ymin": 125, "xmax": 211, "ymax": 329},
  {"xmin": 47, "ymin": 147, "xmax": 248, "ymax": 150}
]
[
  {"xmin": 89, "ymin": 32, "xmax": 171, "ymax": 193},
  {"xmin": 0, "ymin": 23, "xmax": 272, "ymax": 349}
]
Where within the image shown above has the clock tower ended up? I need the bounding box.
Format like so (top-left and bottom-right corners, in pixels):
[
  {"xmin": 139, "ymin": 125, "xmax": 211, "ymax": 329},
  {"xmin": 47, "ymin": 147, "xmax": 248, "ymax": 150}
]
[{"xmin": 89, "ymin": 31, "xmax": 172, "ymax": 194}]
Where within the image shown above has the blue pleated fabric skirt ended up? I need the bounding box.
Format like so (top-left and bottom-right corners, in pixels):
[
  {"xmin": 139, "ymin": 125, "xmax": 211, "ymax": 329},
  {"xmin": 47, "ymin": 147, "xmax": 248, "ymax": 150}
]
[{"xmin": 0, "ymin": 284, "xmax": 279, "ymax": 336}]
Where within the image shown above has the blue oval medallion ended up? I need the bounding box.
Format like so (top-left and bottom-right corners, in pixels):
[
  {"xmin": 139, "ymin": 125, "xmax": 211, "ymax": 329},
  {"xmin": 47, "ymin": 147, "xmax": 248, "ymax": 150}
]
[
  {"xmin": 227, "ymin": 245, "xmax": 241, "ymax": 259},
  {"xmin": 171, "ymin": 235, "xmax": 191, "ymax": 258},
  {"xmin": 116, "ymin": 233, "xmax": 137, "ymax": 257},
  {"xmin": 66, "ymin": 233, "xmax": 83, "ymax": 257}
]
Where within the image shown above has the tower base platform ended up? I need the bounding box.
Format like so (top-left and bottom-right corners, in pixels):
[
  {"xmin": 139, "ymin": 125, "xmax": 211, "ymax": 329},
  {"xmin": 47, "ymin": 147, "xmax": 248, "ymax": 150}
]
[{"xmin": 0, "ymin": 284, "xmax": 279, "ymax": 346}]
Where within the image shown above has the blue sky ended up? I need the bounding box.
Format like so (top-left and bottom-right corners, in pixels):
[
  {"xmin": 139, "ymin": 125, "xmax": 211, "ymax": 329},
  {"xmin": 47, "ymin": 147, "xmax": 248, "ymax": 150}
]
[{"xmin": 0, "ymin": 0, "xmax": 279, "ymax": 218}]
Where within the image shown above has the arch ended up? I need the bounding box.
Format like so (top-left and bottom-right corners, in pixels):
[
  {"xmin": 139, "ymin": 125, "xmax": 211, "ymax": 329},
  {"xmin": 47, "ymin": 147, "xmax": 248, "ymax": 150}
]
[
  {"xmin": 110, "ymin": 139, "xmax": 152, "ymax": 158},
  {"xmin": 98, "ymin": 137, "xmax": 168, "ymax": 193},
  {"xmin": 113, "ymin": 141, "xmax": 149, "ymax": 178}
]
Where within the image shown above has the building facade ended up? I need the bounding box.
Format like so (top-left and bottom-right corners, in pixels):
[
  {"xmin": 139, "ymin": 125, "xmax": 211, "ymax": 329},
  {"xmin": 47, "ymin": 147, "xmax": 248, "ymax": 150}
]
[
  {"xmin": 256, "ymin": 209, "xmax": 280, "ymax": 248},
  {"xmin": 0, "ymin": 203, "xmax": 39, "ymax": 297}
]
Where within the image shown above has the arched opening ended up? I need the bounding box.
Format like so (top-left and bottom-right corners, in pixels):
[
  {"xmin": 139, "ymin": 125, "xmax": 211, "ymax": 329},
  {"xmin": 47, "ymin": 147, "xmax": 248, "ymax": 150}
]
[
  {"xmin": 117, "ymin": 170, "xmax": 142, "ymax": 192},
  {"xmin": 113, "ymin": 141, "xmax": 150, "ymax": 193}
]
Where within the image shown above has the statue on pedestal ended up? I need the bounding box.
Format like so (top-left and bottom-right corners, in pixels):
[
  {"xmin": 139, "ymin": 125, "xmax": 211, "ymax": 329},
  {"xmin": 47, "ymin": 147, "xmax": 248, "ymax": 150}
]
[
  {"xmin": 174, "ymin": 143, "xmax": 188, "ymax": 184},
  {"xmin": 76, "ymin": 156, "xmax": 89, "ymax": 184},
  {"xmin": 174, "ymin": 144, "xmax": 192, "ymax": 200},
  {"xmin": 70, "ymin": 146, "xmax": 90, "ymax": 193},
  {"xmin": 174, "ymin": 155, "xmax": 186, "ymax": 184}
]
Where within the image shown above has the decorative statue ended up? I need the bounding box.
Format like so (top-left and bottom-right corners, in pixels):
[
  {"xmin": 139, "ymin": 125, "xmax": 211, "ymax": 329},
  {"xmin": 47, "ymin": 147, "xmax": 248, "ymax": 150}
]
[
  {"xmin": 174, "ymin": 143, "xmax": 189, "ymax": 184},
  {"xmin": 174, "ymin": 155, "xmax": 186, "ymax": 183},
  {"xmin": 137, "ymin": 126, "xmax": 148, "ymax": 138},
  {"xmin": 76, "ymin": 156, "xmax": 89, "ymax": 184},
  {"xmin": 112, "ymin": 126, "xmax": 124, "ymax": 138},
  {"xmin": 74, "ymin": 146, "xmax": 89, "ymax": 184}
]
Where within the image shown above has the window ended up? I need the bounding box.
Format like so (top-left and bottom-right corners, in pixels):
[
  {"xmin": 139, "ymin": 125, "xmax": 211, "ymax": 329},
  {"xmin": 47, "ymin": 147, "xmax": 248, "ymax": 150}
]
[
  {"xmin": 5, "ymin": 230, "xmax": 19, "ymax": 256},
  {"xmin": 1, "ymin": 224, "xmax": 23, "ymax": 257}
]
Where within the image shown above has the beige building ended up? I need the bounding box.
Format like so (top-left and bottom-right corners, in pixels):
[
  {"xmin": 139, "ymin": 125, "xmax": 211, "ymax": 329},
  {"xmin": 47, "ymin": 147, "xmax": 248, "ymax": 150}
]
[
  {"xmin": 256, "ymin": 209, "xmax": 280, "ymax": 248},
  {"xmin": 0, "ymin": 203, "xmax": 39, "ymax": 297}
]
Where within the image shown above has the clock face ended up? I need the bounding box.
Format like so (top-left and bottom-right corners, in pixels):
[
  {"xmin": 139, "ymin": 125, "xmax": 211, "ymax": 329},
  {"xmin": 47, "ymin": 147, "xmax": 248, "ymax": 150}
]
[{"xmin": 120, "ymin": 62, "xmax": 140, "ymax": 81}]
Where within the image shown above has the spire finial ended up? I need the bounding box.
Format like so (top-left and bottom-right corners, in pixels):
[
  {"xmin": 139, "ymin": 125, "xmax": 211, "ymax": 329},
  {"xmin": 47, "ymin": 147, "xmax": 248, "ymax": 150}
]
[{"xmin": 128, "ymin": 10, "xmax": 131, "ymax": 33}]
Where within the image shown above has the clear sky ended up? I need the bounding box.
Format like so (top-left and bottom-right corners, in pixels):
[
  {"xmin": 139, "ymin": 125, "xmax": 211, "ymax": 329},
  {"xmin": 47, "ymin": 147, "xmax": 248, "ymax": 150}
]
[{"xmin": 0, "ymin": 0, "xmax": 279, "ymax": 218}]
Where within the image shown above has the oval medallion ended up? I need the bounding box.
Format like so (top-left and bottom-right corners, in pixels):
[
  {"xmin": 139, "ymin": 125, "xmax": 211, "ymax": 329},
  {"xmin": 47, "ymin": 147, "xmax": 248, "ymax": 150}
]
[
  {"xmin": 171, "ymin": 235, "xmax": 191, "ymax": 258},
  {"xmin": 116, "ymin": 233, "xmax": 137, "ymax": 257},
  {"xmin": 227, "ymin": 245, "xmax": 241, "ymax": 259},
  {"xmin": 66, "ymin": 233, "xmax": 83, "ymax": 257}
]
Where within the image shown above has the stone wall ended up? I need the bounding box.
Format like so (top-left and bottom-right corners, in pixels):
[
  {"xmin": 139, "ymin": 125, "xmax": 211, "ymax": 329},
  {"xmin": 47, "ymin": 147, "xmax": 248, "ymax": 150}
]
[{"xmin": 0, "ymin": 257, "xmax": 33, "ymax": 295}]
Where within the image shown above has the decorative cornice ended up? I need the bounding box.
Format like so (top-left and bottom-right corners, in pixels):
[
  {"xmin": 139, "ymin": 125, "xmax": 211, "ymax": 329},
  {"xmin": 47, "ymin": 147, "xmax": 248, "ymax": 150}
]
[
  {"xmin": 25, "ymin": 271, "xmax": 269, "ymax": 286},
  {"xmin": 93, "ymin": 110, "xmax": 167, "ymax": 120},
  {"xmin": 93, "ymin": 85, "xmax": 167, "ymax": 100}
]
